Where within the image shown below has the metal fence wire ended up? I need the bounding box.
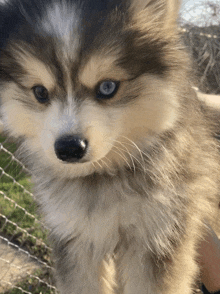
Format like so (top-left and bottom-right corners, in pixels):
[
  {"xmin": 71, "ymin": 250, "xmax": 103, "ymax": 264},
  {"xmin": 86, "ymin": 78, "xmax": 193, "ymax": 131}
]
[
  {"xmin": 0, "ymin": 138, "xmax": 57, "ymax": 293},
  {"xmin": 0, "ymin": 2, "xmax": 220, "ymax": 293}
]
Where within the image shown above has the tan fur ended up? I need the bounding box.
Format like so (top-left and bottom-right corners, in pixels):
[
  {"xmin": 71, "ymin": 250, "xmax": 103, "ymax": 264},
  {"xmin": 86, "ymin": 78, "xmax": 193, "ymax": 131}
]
[
  {"xmin": 79, "ymin": 55, "xmax": 130, "ymax": 89},
  {"xmin": 130, "ymin": 0, "xmax": 181, "ymax": 38},
  {"xmin": 1, "ymin": 84, "xmax": 44, "ymax": 138},
  {"xmin": 164, "ymin": 0, "xmax": 181, "ymax": 30},
  {"xmin": 120, "ymin": 75, "xmax": 179, "ymax": 136},
  {"xmin": 100, "ymin": 257, "xmax": 116, "ymax": 294},
  {"xmin": 11, "ymin": 46, "xmax": 56, "ymax": 90}
]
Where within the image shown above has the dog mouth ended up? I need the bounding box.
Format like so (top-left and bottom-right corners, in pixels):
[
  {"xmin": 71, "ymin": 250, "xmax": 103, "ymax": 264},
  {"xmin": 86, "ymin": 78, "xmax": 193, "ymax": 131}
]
[{"xmin": 54, "ymin": 134, "xmax": 89, "ymax": 163}]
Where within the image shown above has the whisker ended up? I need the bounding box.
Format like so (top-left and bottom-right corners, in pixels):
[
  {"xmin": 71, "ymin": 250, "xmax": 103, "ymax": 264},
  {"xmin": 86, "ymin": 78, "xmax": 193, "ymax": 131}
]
[
  {"xmin": 94, "ymin": 160, "xmax": 103, "ymax": 169},
  {"xmin": 120, "ymin": 136, "xmax": 145, "ymax": 165},
  {"xmin": 112, "ymin": 144, "xmax": 136, "ymax": 172},
  {"xmin": 114, "ymin": 139, "xmax": 145, "ymax": 172},
  {"xmin": 119, "ymin": 138, "xmax": 174, "ymax": 183},
  {"xmin": 92, "ymin": 162, "xmax": 97, "ymax": 169},
  {"xmin": 118, "ymin": 135, "xmax": 158, "ymax": 170},
  {"xmin": 111, "ymin": 147, "xmax": 133, "ymax": 171},
  {"xmin": 101, "ymin": 156, "xmax": 112, "ymax": 164},
  {"xmin": 100, "ymin": 158, "xmax": 110, "ymax": 170}
]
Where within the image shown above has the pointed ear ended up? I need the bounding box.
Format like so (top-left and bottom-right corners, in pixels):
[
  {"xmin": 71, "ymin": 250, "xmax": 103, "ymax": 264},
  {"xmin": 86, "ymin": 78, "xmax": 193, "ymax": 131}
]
[
  {"xmin": 163, "ymin": 0, "xmax": 181, "ymax": 30},
  {"xmin": 130, "ymin": 0, "xmax": 181, "ymax": 33}
]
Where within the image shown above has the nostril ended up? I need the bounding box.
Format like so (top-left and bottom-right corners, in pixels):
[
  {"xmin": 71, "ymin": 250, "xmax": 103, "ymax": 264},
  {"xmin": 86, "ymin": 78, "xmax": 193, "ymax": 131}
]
[{"xmin": 54, "ymin": 135, "xmax": 88, "ymax": 162}]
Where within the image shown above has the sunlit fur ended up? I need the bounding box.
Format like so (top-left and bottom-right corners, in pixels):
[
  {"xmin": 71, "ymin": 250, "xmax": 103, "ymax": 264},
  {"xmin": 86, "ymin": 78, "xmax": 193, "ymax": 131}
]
[{"xmin": 0, "ymin": 0, "xmax": 219, "ymax": 293}]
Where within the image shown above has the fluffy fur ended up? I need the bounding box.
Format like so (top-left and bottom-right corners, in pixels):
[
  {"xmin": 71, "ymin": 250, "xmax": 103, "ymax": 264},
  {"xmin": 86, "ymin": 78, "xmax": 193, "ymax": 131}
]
[{"xmin": 0, "ymin": 0, "xmax": 219, "ymax": 293}]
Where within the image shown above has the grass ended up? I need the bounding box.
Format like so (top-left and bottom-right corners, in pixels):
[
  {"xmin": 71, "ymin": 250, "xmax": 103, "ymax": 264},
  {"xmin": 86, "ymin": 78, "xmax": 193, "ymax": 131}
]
[
  {"xmin": 0, "ymin": 179, "xmax": 50, "ymax": 259},
  {"xmin": 0, "ymin": 136, "xmax": 26, "ymax": 181},
  {"xmin": 0, "ymin": 135, "xmax": 54, "ymax": 293}
]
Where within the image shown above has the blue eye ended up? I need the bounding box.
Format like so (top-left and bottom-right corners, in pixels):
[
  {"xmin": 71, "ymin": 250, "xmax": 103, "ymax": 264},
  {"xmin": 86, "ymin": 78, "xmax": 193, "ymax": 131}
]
[
  {"xmin": 96, "ymin": 80, "xmax": 120, "ymax": 99},
  {"xmin": 32, "ymin": 85, "xmax": 49, "ymax": 104}
]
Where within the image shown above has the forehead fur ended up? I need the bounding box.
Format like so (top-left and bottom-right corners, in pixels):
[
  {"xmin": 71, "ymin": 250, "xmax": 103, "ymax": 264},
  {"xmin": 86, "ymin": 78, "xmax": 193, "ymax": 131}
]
[
  {"xmin": 0, "ymin": 0, "xmax": 184, "ymax": 96},
  {"xmin": 79, "ymin": 55, "xmax": 131, "ymax": 88},
  {"xmin": 40, "ymin": 1, "xmax": 81, "ymax": 60},
  {"xmin": 11, "ymin": 46, "xmax": 56, "ymax": 89}
]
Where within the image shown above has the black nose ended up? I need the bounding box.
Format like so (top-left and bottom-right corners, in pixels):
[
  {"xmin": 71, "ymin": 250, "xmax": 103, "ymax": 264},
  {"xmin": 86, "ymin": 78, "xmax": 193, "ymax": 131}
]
[{"xmin": 54, "ymin": 135, "xmax": 88, "ymax": 162}]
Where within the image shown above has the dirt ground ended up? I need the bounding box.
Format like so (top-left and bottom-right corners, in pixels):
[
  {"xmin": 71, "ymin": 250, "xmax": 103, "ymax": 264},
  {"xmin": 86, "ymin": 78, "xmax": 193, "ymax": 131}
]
[{"xmin": 0, "ymin": 240, "xmax": 40, "ymax": 293}]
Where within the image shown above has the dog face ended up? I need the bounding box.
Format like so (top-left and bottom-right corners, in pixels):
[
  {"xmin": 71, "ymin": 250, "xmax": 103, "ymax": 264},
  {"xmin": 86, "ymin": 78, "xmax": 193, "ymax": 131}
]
[{"xmin": 0, "ymin": 0, "xmax": 183, "ymax": 177}]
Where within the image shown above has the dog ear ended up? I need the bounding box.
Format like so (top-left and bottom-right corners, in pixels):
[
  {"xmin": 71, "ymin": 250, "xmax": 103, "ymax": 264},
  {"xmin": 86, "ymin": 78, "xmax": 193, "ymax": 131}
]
[
  {"xmin": 163, "ymin": 0, "xmax": 181, "ymax": 30},
  {"xmin": 130, "ymin": 0, "xmax": 181, "ymax": 33}
]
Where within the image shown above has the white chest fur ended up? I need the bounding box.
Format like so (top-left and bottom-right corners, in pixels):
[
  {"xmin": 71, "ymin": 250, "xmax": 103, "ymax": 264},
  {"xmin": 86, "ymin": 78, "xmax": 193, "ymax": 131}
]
[{"xmin": 37, "ymin": 174, "xmax": 185, "ymax": 259}]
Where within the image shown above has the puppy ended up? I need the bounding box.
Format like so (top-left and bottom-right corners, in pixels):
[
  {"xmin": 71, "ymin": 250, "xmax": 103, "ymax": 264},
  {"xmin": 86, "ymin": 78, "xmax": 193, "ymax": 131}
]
[{"xmin": 0, "ymin": 0, "xmax": 219, "ymax": 293}]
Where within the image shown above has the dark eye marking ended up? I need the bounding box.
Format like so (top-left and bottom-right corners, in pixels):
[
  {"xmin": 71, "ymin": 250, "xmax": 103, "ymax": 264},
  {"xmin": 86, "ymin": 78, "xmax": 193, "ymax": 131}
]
[
  {"xmin": 96, "ymin": 80, "xmax": 120, "ymax": 100},
  {"xmin": 32, "ymin": 85, "xmax": 49, "ymax": 104}
]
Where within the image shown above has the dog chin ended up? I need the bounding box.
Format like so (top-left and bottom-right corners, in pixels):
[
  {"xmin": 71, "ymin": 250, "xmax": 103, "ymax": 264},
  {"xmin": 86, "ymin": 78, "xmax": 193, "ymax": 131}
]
[
  {"xmin": 41, "ymin": 149, "xmax": 114, "ymax": 179},
  {"xmin": 53, "ymin": 159, "xmax": 117, "ymax": 179}
]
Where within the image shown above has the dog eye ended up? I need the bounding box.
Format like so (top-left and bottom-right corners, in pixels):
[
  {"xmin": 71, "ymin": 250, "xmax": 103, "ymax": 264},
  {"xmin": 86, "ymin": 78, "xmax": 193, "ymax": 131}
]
[
  {"xmin": 32, "ymin": 85, "xmax": 49, "ymax": 103},
  {"xmin": 96, "ymin": 80, "xmax": 120, "ymax": 99}
]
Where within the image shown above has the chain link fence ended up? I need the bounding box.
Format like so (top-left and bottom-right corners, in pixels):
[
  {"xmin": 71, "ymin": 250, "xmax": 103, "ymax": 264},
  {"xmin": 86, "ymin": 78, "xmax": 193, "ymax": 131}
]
[
  {"xmin": 0, "ymin": 137, "xmax": 57, "ymax": 293},
  {"xmin": 0, "ymin": 1, "xmax": 220, "ymax": 293}
]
